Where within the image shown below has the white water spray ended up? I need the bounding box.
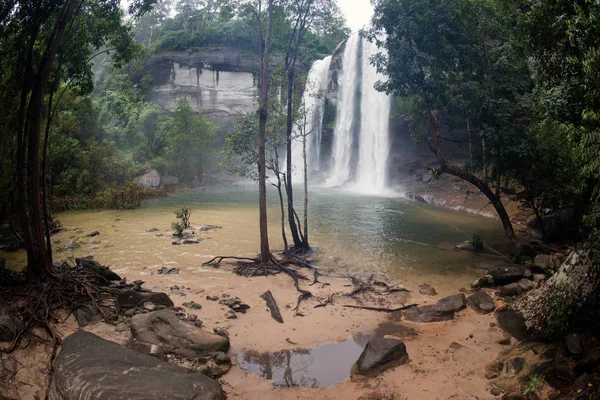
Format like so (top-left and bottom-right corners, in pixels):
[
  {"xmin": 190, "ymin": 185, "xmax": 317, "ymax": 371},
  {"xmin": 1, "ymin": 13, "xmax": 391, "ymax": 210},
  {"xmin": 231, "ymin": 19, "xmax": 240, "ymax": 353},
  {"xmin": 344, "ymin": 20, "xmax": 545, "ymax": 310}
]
[
  {"xmin": 290, "ymin": 56, "xmax": 332, "ymax": 180},
  {"xmin": 326, "ymin": 33, "xmax": 360, "ymax": 187},
  {"xmin": 355, "ymin": 37, "xmax": 391, "ymax": 193}
]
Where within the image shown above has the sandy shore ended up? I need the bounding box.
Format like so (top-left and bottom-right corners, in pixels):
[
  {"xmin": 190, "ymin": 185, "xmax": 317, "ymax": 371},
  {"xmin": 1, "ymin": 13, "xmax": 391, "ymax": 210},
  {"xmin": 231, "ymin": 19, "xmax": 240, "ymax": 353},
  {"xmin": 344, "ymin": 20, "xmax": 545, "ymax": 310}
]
[{"xmin": 2, "ymin": 262, "xmax": 508, "ymax": 400}]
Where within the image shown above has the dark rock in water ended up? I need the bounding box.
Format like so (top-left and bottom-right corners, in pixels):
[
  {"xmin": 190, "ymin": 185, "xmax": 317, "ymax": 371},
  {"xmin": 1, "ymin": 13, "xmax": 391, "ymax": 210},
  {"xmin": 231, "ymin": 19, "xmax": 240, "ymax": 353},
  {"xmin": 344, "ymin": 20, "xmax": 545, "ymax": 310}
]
[
  {"xmin": 145, "ymin": 228, "xmax": 159, "ymax": 233},
  {"xmin": 497, "ymin": 308, "xmax": 528, "ymax": 340},
  {"xmin": 351, "ymin": 338, "xmax": 408, "ymax": 381},
  {"xmin": 500, "ymin": 283, "xmax": 522, "ymax": 297},
  {"xmin": 0, "ymin": 299, "xmax": 23, "ymax": 343},
  {"xmin": 418, "ymin": 283, "xmax": 437, "ymax": 296},
  {"xmin": 48, "ymin": 330, "xmax": 224, "ymax": 400},
  {"xmin": 117, "ymin": 290, "xmax": 174, "ymax": 309},
  {"xmin": 124, "ymin": 308, "xmax": 136, "ymax": 317},
  {"xmin": 130, "ymin": 309, "xmax": 229, "ymax": 358},
  {"xmin": 76, "ymin": 257, "xmax": 121, "ymax": 284},
  {"xmin": 456, "ymin": 240, "xmax": 483, "ymax": 252},
  {"xmin": 172, "ymin": 241, "xmax": 182, "ymax": 245},
  {"xmin": 183, "ymin": 239, "xmax": 200, "ymax": 245},
  {"xmin": 86, "ymin": 231, "xmax": 100, "ymax": 237},
  {"xmin": 404, "ymin": 294, "xmax": 466, "ymax": 323},
  {"xmin": 197, "ymin": 225, "xmax": 222, "ymax": 231},
  {"xmin": 73, "ymin": 304, "xmax": 100, "ymax": 327},
  {"xmin": 545, "ymin": 365, "xmax": 576, "ymax": 389},
  {"xmin": 487, "ymin": 265, "xmax": 531, "ymax": 286},
  {"xmin": 466, "ymin": 290, "xmax": 495, "ymax": 314},
  {"xmin": 158, "ymin": 267, "xmax": 180, "ymax": 275},
  {"xmin": 564, "ymin": 333, "xmax": 582, "ymax": 355}
]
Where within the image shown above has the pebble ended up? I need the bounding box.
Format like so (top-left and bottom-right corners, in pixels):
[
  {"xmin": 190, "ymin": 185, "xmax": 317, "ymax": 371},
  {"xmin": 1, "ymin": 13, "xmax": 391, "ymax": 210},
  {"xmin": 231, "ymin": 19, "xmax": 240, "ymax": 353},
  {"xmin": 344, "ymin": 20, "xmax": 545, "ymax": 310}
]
[
  {"xmin": 194, "ymin": 319, "xmax": 204, "ymax": 328},
  {"xmin": 491, "ymin": 387, "xmax": 501, "ymax": 396},
  {"xmin": 188, "ymin": 314, "xmax": 198, "ymax": 322},
  {"xmin": 143, "ymin": 302, "xmax": 156, "ymax": 311},
  {"xmin": 124, "ymin": 308, "xmax": 136, "ymax": 317}
]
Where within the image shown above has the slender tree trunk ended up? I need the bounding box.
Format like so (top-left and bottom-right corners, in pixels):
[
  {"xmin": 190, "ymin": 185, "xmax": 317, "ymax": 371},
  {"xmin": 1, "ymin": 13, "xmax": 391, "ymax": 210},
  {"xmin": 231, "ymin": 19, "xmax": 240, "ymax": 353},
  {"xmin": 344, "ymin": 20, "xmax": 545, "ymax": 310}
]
[
  {"xmin": 424, "ymin": 94, "xmax": 516, "ymax": 241},
  {"xmin": 302, "ymin": 132, "xmax": 309, "ymax": 246},
  {"xmin": 277, "ymin": 174, "xmax": 288, "ymax": 254},
  {"xmin": 467, "ymin": 118, "xmax": 473, "ymax": 166},
  {"xmin": 23, "ymin": 0, "xmax": 78, "ymax": 278},
  {"xmin": 257, "ymin": 0, "xmax": 274, "ymax": 264},
  {"xmin": 285, "ymin": 69, "xmax": 304, "ymax": 248}
]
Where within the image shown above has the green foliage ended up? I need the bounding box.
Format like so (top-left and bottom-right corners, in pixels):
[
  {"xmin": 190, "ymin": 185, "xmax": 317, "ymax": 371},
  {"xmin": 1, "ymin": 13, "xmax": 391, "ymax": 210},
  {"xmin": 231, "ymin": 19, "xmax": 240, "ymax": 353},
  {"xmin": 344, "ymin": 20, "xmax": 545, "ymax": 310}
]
[
  {"xmin": 544, "ymin": 284, "xmax": 581, "ymax": 339},
  {"xmin": 172, "ymin": 221, "xmax": 185, "ymax": 236},
  {"xmin": 174, "ymin": 206, "xmax": 193, "ymax": 229},
  {"xmin": 522, "ymin": 375, "xmax": 541, "ymax": 396}
]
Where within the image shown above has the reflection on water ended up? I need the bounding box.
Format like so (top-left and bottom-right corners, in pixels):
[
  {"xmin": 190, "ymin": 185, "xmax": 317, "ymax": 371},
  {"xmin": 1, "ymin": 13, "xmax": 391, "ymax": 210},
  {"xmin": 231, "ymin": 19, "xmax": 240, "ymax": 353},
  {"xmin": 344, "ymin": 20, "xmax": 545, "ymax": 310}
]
[
  {"xmin": 237, "ymin": 318, "xmax": 418, "ymax": 388},
  {"xmin": 2, "ymin": 185, "xmax": 509, "ymax": 291},
  {"xmin": 238, "ymin": 339, "xmax": 363, "ymax": 388}
]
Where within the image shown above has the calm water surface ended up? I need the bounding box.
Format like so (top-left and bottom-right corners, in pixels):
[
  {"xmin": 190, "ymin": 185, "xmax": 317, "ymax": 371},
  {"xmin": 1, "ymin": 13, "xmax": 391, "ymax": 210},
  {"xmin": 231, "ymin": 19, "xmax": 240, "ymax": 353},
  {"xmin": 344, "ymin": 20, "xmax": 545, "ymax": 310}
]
[{"xmin": 3, "ymin": 185, "xmax": 508, "ymax": 290}]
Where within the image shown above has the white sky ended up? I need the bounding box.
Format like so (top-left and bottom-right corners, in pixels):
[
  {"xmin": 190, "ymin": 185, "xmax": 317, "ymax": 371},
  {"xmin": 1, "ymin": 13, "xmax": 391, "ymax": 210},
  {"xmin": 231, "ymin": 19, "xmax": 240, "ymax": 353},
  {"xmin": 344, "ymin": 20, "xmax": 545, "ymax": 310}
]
[{"xmin": 336, "ymin": 0, "xmax": 374, "ymax": 32}]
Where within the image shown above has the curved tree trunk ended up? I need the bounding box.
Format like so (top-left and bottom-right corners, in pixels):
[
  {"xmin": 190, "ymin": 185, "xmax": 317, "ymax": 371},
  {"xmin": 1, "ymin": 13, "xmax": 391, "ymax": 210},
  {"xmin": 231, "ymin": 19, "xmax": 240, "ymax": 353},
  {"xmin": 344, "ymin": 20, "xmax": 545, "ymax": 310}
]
[{"xmin": 424, "ymin": 95, "xmax": 516, "ymax": 242}]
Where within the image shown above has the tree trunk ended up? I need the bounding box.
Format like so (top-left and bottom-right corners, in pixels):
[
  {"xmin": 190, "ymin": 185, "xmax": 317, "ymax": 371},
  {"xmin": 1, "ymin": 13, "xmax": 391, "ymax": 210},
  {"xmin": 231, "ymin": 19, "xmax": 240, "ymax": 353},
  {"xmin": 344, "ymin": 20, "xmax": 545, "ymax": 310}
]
[
  {"xmin": 23, "ymin": 0, "xmax": 78, "ymax": 278},
  {"xmin": 467, "ymin": 118, "xmax": 473, "ymax": 166},
  {"xmin": 302, "ymin": 131, "xmax": 309, "ymax": 247},
  {"xmin": 285, "ymin": 69, "xmax": 304, "ymax": 249},
  {"xmin": 424, "ymin": 94, "xmax": 516, "ymax": 241},
  {"xmin": 257, "ymin": 0, "xmax": 274, "ymax": 264}
]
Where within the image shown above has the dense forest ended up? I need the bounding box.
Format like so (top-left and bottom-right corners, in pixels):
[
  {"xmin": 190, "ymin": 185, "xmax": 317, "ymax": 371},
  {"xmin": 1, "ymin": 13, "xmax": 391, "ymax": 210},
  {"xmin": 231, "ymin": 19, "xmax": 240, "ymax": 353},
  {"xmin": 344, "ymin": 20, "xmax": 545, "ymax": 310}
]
[{"xmin": 1, "ymin": 0, "xmax": 600, "ymax": 398}]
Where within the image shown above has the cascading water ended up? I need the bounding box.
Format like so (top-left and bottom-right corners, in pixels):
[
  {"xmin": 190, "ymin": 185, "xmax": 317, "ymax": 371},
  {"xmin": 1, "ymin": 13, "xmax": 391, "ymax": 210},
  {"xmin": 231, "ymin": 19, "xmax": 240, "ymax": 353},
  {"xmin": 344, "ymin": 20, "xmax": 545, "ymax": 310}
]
[
  {"xmin": 290, "ymin": 56, "xmax": 332, "ymax": 180},
  {"xmin": 355, "ymin": 36, "xmax": 391, "ymax": 193},
  {"xmin": 325, "ymin": 33, "xmax": 360, "ymax": 187}
]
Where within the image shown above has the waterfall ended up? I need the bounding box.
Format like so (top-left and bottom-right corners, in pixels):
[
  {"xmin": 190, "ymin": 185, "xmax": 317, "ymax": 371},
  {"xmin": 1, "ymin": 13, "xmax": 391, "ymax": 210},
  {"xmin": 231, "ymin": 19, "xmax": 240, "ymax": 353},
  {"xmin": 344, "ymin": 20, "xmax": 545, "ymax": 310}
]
[
  {"xmin": 355, "ymin": 37, "xmax": 391, "ymax": 193},
  {"xmin": 326, "ymin": 33, "xmax": 360, "ymax": 187},
  {"xmin": 290, "ymin": 56, "xmax": 332, "ymax": 180}
]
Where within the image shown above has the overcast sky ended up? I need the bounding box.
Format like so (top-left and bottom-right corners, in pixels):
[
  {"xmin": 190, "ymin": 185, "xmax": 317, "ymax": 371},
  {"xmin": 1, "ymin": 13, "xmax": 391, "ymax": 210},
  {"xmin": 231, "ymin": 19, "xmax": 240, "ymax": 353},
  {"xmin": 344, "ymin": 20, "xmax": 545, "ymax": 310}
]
[{"xmin": 337, "ymin": 0, "xmax": 374, "ymax": 32}]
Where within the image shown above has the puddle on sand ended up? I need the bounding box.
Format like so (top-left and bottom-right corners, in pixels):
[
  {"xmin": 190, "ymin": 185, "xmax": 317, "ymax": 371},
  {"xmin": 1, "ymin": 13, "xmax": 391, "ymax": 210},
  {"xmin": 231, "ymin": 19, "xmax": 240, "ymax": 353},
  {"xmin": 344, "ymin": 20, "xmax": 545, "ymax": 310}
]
[
  {"xmin": 237, "ymin": 320, "xmax": 419, "ymax": 388},
  {"xmin": 237, "ymin": 338, "xmax": 364, "ymax": 388}
]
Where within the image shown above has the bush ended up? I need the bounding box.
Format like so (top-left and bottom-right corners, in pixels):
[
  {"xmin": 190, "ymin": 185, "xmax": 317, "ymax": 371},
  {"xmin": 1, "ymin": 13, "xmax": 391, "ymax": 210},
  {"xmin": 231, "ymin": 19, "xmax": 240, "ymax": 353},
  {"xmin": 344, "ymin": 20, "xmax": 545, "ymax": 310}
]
[{"xmin": 174, "ymin": 206, "xmax": 192, "ymax": 229}]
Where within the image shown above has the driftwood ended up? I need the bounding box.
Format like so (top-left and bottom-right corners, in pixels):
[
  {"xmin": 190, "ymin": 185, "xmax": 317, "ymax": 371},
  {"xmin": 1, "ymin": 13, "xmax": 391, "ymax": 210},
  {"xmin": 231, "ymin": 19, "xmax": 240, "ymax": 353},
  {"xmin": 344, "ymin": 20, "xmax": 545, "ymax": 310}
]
[
  {"xmin": 260, "ymin": 290, "xmax": 283, "ymax": 323},
  {"xmin": 343, "ymin": 304, "xmax": 418, "ymax": 313}
]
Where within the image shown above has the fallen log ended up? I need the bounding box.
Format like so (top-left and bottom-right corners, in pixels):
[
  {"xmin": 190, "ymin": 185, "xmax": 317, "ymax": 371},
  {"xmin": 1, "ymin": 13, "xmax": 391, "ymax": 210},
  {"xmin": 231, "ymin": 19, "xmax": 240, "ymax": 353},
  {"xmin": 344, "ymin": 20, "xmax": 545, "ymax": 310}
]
[{"xmin": 260, "ymin": 290, "xmax": 284, "ymax": 323}]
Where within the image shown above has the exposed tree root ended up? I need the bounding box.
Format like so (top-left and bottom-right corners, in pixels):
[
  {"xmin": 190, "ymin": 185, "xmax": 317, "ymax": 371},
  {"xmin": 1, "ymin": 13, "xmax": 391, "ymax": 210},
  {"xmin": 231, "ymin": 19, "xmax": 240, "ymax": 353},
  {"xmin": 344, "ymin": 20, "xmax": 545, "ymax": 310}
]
[{"xmin": 346, "ymin": 274, "xmax": 410, "ymax": 298}]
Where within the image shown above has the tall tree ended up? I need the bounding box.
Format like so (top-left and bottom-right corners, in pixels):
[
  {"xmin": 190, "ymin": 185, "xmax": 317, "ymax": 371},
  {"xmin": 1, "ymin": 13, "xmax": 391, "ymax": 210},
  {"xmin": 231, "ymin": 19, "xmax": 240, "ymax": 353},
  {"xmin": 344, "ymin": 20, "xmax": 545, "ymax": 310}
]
[
  {"xmin": 0, "ymin": 0, "xmax": 154, "ymax": 279},
  {"xmin": 258, "ymin": 0, "xmax": 275, "ymax": 263},
  {"xmin": 281, "ymin": 0, "xmax": 343, "ymax": 251},
  {"xmin": 370, "ymin": 0, "xmax": 533, "ymax": 242}
]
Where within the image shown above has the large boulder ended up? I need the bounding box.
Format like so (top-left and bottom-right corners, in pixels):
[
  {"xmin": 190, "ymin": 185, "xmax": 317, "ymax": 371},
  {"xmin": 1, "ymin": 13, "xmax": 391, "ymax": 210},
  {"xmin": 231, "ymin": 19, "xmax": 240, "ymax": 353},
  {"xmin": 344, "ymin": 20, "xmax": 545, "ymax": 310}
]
[
  {"xmin": 497, "ymin": 308, "xmax": 528, "ymax": 340},
  {"xmin": 404, "ymin": 294, "xmax": 466, "ymax": 323},
  {"xmin": 466, "ymin": 290, "xmax": 495, "ymax": 314},
  {"xmin": 487, "ymin": 265, "xmax": 532, "ymax": 286},
  {"xmin": 134, "ymin": 169, "xmax": 162, "ymax": 189},
  {"xmin": 49, "ymin": 331, "xmax": 224, "ymax": 400},
  {"xmin": 130, "ymin": 309, "xmax": 229, "ymax": 358},
  {"xmin": 351, "ymin": 338, "xmax": 408, "ymax": 381},
  {"xmin": 117, "ymin": 290, "xmax": 174, "ymax": 309}
]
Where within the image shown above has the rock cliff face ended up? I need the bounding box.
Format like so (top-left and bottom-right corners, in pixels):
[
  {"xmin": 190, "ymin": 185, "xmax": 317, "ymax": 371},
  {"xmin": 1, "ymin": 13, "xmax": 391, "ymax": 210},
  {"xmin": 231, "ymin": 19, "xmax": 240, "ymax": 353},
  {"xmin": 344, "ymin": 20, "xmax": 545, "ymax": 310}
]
[{"xmin": 144, "ymin": 47, "xmax": 293, "ymax": 126}]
